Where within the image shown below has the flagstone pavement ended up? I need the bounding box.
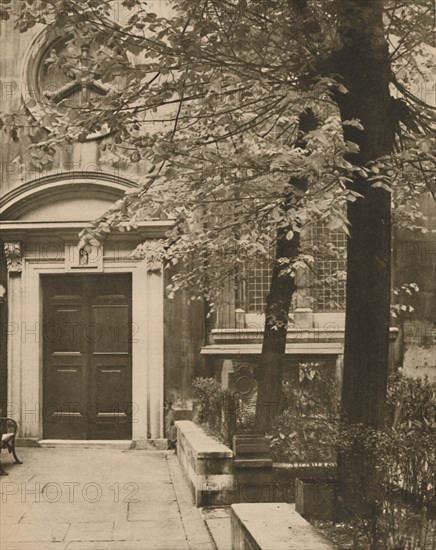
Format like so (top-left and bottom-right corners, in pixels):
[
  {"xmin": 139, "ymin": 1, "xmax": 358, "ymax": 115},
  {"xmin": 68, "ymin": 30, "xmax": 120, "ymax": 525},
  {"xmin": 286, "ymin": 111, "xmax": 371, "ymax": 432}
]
[{"xmin": 0, "ymin": 447, "xmax": 215, "ymax": 550}]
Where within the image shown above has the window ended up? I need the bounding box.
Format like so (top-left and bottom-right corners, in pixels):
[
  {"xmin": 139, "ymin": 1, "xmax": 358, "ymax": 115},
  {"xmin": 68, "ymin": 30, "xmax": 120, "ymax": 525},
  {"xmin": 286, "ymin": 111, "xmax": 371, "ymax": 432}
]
[
  {"xmin": 243, "ymin": 262, "xmax": 272, "ymax": 313},
  {"xmin": 241, "ymin": 223, "xmax": 347, "ymax": 313},
  {"xmin": 312, "ymin": 223, "xmax": 347, "ymax": 311}
]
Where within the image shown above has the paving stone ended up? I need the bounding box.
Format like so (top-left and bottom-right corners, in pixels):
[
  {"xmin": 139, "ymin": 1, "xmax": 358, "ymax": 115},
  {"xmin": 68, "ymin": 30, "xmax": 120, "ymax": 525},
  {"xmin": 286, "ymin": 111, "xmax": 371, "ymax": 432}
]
[
  {"xmin": 0, "ymin": 505, "xmax": 29, "ymax": 525},
  {"xmin": 0, "ymin": 471, "xmax": 34, "ymax": 484},
  {"xmin": 113, "ymin": 518, "xmax": 186, "ymax": 541},
  {"xmin": 167, "ymin": 455, "xmax": 215, "ymax": 550},
  {"xmin": 201, "ymin": 506, "xmax": 232, "ymax": 550},
  {"xmin": 0, "ymin": 447, "xmax": 215, "ymax": 550},
  {"xmin": 130, "ymin": 484, "xmax": 177, "ymax": 504},
  {"xmin": 202, "ymin": 506, "xmax": 231, "ymax": 520},
  {"xmin": 19, "ymin": 500, "xmax": 128, "ymax": 524},
  {"xmin": 1, "ymin": 522, "xmax": 70, "ymax": 543},
  {"xmin": 1, "ymin": 542, "xmax": 69, "ymax": 550},
  {"xmin": 66, "ymin": 540, "xmax": 188, "ymax": 550},
  {"xmin": 127, "ymin": 501, "xmax": 180, "ymax": 522},
  {"xmin": 64, "ymin": 521, "xmax": 114, "ymax": 542}
]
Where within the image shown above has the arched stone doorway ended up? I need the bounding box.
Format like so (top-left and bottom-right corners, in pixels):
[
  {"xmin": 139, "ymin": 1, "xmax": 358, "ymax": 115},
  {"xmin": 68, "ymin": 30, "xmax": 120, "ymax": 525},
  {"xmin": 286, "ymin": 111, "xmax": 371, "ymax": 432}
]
[{"xmin": 0, "ymin": 172, "xmax": 171, "ymax": 444}]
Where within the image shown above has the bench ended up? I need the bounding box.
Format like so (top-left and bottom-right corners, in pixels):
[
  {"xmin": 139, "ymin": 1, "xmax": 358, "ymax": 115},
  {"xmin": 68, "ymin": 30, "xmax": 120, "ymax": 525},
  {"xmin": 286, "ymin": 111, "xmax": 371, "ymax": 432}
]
[{"xmin": 0, "ymin": 416, "xmax": 23, "ymax": 475}]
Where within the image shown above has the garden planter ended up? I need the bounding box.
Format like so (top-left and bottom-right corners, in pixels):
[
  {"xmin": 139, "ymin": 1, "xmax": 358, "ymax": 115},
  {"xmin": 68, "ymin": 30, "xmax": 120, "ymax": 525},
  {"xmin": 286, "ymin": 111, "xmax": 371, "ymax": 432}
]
[
  {"xmin": 233, "ymin": 434, "xmax": 272, "ymax": 469},
  {"xmin": 295, "ymin": 477, "xmax": 337, "ymax": 521}
]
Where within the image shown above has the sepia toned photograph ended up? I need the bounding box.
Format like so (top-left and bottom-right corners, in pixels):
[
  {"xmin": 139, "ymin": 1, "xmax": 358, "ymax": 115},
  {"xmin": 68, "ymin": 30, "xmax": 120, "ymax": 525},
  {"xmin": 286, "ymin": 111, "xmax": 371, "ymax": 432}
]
[{"xmin": 0, "ymin": 1, "xmax": 434, "ymax": 548}]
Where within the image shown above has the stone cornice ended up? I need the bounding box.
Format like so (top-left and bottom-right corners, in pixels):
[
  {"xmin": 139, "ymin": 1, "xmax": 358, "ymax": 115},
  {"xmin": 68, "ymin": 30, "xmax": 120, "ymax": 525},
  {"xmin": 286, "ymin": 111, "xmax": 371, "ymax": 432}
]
[{"xmin": 0, "ymin": 220, "xmax": 174, "ymax": 241}]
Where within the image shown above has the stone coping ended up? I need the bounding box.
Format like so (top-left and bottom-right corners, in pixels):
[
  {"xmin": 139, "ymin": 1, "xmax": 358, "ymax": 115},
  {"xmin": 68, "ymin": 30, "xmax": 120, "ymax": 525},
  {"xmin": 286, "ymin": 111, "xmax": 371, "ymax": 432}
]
[
  {"xmin": 175, "ymin": 420, "xmax": 233, "ymax": 458},
  {"xmin": 274, "ymin": 462, "xmax": 337, "ymax": 469},
  {"xmin": 201, "ymin": 343, "xmax": 343, "ymax": 355},
  {"xmin": 231, "ymin": 503, "xmax": 334, "ymax": 550}
]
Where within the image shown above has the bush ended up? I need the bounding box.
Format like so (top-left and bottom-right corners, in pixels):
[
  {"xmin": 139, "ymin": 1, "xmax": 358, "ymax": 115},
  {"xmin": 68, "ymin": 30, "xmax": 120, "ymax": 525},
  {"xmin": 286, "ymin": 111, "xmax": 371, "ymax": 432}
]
[
  {"xmin": 337, "ymin": 373, "xmax": 436, "ymax": 549},
  {"xmin": 270, "ymin": 363, "xmax": 339, "ymax": 463},
  {"xmin": 385, "ymin": 373, "xmax": 436, "ymax": 506},
  {"xmin": 269, "ymin": 368, "xmax": 435, "ymax": 548},
  {"xmin": 192, "ymin": 377, "xmax": 238, "ymax": 446}
]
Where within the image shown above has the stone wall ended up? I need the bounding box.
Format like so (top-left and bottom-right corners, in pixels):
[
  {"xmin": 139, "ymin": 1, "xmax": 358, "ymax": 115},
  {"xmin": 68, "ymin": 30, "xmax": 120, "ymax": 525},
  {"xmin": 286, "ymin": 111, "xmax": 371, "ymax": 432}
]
[
  {"xmin": 230, "ymin": 503, "xmax": 333, "ymax": 550},
  {"xmin": 235, "ymin": 463, "xmax": 337, "ymax": 504},
  {"xmin": 164, "ymin": 268, "xmax": 207, "ymax": 426},
  {"xmin": 175, "ymin": 420, "xmax": 338, "ymax": 508},
  {"xmin": 175, "ymin": 420, "xmax": 234, "ymax": 507}
]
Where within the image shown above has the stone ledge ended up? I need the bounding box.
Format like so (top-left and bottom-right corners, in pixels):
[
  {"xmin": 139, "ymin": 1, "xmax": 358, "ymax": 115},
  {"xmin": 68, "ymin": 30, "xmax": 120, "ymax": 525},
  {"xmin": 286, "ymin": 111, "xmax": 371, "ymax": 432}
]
[
  {"xmin": 130, "ymin": 438, "xmax": 168, "ymax": 450},
  {"xmin": 16, "ymin": 438, "xmax": 41, "ymax": 447},
  {"xmin": 175, "ymin": 421, "xmax": 233, "ymax": 458},
  {"xmin": 175, "ymin": 420, "xmax": 235, "ymax": 507},
  {"xmin": 231, "ymin": 503, "xmax": 334, "ymax": 550},
  {"xmin": 38, "ymin": 439, "xmax": 132, "ymax": 450},
  {"xmin": 201, "ymin": 343, "xmax": 343, "ymax": 355}
]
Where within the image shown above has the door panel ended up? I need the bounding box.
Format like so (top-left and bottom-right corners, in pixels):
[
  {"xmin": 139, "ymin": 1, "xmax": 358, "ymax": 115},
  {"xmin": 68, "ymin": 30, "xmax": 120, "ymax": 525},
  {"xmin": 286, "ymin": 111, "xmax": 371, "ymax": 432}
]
[
  {"xmin": 43, "ymin": 275, "xmax": 132, "ymax": 439},
  {"xmin": 92, "ymin": 304, "xmax": 129, "ymax": 354},
  {"xmin": 89, "ymin": 303, "xmax": 131, "ymax": 439},
  {"xmin": 43, "ymin": 285, "xmax": 86, "ymax": 439}
]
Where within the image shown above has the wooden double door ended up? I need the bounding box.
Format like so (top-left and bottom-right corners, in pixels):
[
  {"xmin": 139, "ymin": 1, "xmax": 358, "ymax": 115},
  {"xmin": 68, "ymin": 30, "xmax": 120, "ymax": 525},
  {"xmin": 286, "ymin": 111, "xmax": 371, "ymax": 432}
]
[{"xmin": 43, "ymin": 274, "xmax": 132, "ymax": 439}]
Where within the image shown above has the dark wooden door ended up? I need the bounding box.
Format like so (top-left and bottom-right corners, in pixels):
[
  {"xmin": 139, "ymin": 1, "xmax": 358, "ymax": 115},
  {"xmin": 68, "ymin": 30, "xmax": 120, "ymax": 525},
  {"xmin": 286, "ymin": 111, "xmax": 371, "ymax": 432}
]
[{"xmin": 43, "ymin": 274, "xmax": 132, "ymax": 439}]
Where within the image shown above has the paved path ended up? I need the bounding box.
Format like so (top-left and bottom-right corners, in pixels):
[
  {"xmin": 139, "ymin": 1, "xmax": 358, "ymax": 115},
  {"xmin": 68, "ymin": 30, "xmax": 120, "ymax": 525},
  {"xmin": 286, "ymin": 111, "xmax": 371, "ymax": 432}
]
[
  {"xmin": 201, "ymin": 508, "xmax": 231, "ymax": 550},
  {"xmin": 0, "ymin": 447, "xmax": 215, "ymax": 550}
]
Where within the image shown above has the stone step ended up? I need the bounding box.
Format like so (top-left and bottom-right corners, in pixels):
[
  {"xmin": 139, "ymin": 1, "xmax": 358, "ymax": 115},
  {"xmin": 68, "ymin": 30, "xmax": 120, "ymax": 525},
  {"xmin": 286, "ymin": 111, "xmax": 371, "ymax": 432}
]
[{"xmin": 38, "ymin": 439, "xmax": 132, "ymax": 450}]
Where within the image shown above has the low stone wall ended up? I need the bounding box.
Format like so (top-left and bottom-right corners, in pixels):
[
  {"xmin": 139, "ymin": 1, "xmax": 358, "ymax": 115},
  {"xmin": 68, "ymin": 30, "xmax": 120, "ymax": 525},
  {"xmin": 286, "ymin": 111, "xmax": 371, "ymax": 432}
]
[
  {"xmin": 230, "ymin": 503, "xmax": 334, "ymax": 550},
  {"xmin": 234, "ymin": 462, "xmax": 336, "ymax": 503},
  {"xmin": 175, "ymin": 420, "xmax": 234, "ymax": 507},
  {"xmin": 175, "ymin": 420, "xmax": 337, "ymax": 507}
]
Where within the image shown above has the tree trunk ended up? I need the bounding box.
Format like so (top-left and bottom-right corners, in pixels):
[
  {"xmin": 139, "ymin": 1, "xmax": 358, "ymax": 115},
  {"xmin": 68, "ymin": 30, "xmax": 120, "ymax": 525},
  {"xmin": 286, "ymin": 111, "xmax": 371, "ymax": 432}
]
[
  {"xmin": 254, "ymin": 109, "xmax": 318, "ymax": 434},
  {"xmin": 254, "ymin": 228, "xmax": 299, "ymax": 433},
  {"xmin": 333, "ymin": 0, "xmax": 395, "ymax": 517}
]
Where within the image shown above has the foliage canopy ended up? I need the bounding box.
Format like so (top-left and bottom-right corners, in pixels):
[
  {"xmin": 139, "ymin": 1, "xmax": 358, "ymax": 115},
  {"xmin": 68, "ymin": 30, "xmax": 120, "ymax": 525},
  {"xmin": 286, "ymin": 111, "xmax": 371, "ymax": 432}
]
[{"xmin": 2, "ymin": 0, "xmax": 434, "ymax": 307}]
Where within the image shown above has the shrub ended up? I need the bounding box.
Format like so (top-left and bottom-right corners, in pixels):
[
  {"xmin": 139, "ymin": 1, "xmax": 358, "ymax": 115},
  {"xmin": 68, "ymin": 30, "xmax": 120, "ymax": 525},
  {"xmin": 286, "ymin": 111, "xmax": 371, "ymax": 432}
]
[
  {"xmin": 192, "ymin": 377, "xmax": 238, "ymax": 445},
  {"xmin": 385, "ymin": 372, "xmax": 436, "ymax": 505},
  {"xmin": 338, "ymin": 423, "xmax": 435, "ymax": 549},
  {"xmin": 269, "ymin": 368, "xmax": 435, "ymax": 548},
  {"xmin": 270, "ymin": 363, "xmax": 339, "ymax": 463},
  {"xmin": 337, "ymin": 373, "xmax": 436, "ymax": 549}
]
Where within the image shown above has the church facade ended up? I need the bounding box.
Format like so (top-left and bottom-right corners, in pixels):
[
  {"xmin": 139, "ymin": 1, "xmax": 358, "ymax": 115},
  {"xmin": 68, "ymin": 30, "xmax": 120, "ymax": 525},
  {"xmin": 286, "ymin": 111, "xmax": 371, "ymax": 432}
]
[{"xmin": 0, "ymin": 16, "xmax": 202, "ymax": 444}]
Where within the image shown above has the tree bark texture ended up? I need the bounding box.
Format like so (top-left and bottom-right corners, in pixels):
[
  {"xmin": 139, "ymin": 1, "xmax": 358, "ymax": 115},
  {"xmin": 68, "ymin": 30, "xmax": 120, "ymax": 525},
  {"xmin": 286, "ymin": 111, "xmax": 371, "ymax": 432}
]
[
  {"xmin": 255, "ymin": 109, "xmax": 318, "ymax": 434},
  {"xmin": 333, "ymin": 0, "xmax": 396, "ymax": 520},
  {"xmin": 254, "ymin": 229, "xmax": 300, "ymax": 433},
  {"xmin": 335, "ymin": 0, "xmax": 394, "ymax": 430}
]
